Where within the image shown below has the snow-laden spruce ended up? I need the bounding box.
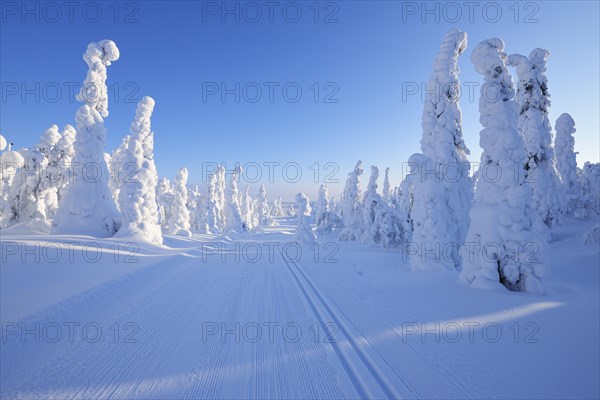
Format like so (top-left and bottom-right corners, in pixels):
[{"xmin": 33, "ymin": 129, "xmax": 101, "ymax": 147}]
[
  {"xmin": 114, "ymin": 97, "xmax": 162, "ymax": 244},
  {"xmin": 47, "ymin": 125, "xmax": 76, "ymax": 212},
  {"xmin": 555, "ymin": 113, "xmax": 578, "ymax": 192},
  {"xmin": 580, "ymin": 162, "xmax": 600, "ymax": 216},
  {"xmin": 315, "ymin": 184, "xmax": 331, "ymax": 227},
  {"xmin": 294, "ymin": 192, "xmax": 317, "ymax": 244},
  {"xmin": 6, "ymin": 126, "xmax": 62, "ymax": 225},
  {"xmin": 215, "ymin": 165, "xmax": 227, "ymax": 231},
  {"xmin": 33, "ymin": 125, "xmax": 63, "ymax": 220},
  {"xmin": 256, "ymin": 184, "xmax": 275, "ymax": 226},
  {"xmin": 382, "ymin": 167, "xmax": 392, "ymax": 205},
  {"xmin": 339, "ymin": 161, "xmax": 364, "ymax": 241},
  {"xmin": 460, "ymin": 38, "xmax": 547, "ymax": 294},
  {"xmin": 272, "ymin": 196, "xmax": 284, "ymax": 218},
  {"xmin": 508, "ymin": 49, "xmax": 564, "ymax": 235},
  {"xmin": 241, "ymin": 185, "xmax": 257, "ymax": 230},
  {"xmin": 167, "ymin": 168, "xmax": 192, "ymax": 237},
  {"xmin": 407, "ymin": 153, "xmax": 455, "ymax": 270},
  {"xmin": 0, "ymin": 141, "xmax": 25, "ymax": 228},
  {"xmin": 53, "ymin": 40, "xmax": 121, "ymax": 236},
  {"xmin": 187, "ymin": 185, "xmax": 209, "ymax": 234},
  {"xmin": 225, "ymin": 167, "xmax": 246, "ymax": 232},
  {"xmin": 362, "ymin": 165, "xmax": 382, "ymax": 243},
  {"xmin": 156, "ymin": 177, "xmax": 173, "ymax": 229},
  {"xmin": 205, "ymin": 173, "xmax": 220, "ymax": 233},
  {"xmin": 420, "ymin": 28, "xmax": 473, "ymax": 267},
  {"xmin": 109, "ymin": 134, "xmax": 130, "ymax": 204}
]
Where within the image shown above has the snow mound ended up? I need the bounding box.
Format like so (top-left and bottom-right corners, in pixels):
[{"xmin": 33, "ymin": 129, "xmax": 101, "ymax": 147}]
[{"xmin": 5, "ymin": 218, "xmax": 52, "ymax": 234}]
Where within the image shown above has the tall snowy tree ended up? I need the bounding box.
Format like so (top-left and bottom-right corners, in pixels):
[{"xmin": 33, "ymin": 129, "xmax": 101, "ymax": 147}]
[
  {"xmin": 420, "ymin": 28, "xmax": 473, "ymax": 266},
  {"xmin": 205, "ymin": 173, "xmax": 220, "ymax": 233},
  {"xmin": 382, "ymin": 167, "xmax": 392, "ymax": 205},
  {"xmin": 554, "ymin": 113, "xmax": 579, "ymax": 212},
  {"xmin": 187, "ymin": 185, "xmax": 209, "ymax": 234},
  {"xmin": 407, "ymin": 154, "xmax": 454, "ymax": 270},
  {"xmin": 339, "ymin": 161, "xmax": 364, "ymax": 241},
  {"xmin": 215, "ymin": 165, "xmax": 227, "ymax": 231},
  {"xmin": 47, "ymin": 125, "xmax": 76, "ymax": 211},
  {"xmin": 114, "ymin": 96, "xmax": 162, "ymax": 244},
  {"xmin": 156, "ymin": 177, "xmax": 174, "ymax": 229},
  {"xmin": 53, "ymin": 40, "xmax": 121, "ymax": 236},
  {"xmin": 362, "ymin": 165, "xmax": 382, "ymax": 244},
  {"xmin": 225, "ymin": 167, "xmax": 246, "ymax": 232},
  {"xmin": 256, "ymin": 184, "xmax": 275, "ymax": 226},
  {"xmin": 109, "ymin": 134, "xmax": 130, "ymax": 204},
  {"xmin": 240, "ymin": 184, "xmax": 256, "ymax": 230},
  {"xmin": 294, "ymin": 192, "xmax": 316, "ymax": 244},
  {"xmin": 167, "ymin": 168, "xmax": 192, "ymax": 237},
  {"xmin": 8, "ymin": 126, "xmax": 61, "ymax": 224},
  {"xmin": 0, "ymin": 142, "xmax": 25, "ymax": 228},
  {"xmin": 315, "ymin": 183, "xmax": 343, "ymax": 235},
  {"xmin": 460, "ymin": 38, "xmax": 547, "ymax": 294},
  {"xmin": 581, "ymin": 162, "xmax": 600, "ymax": 216},
  {"xmin": 315, "ymin": 184, "xmax": 331, "ymax": 226},
  {"xmin": 508, "ymin": 49, "xmax": 564, "ymax": 234}
]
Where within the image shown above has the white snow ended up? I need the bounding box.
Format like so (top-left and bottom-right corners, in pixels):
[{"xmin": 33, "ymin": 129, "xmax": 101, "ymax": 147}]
[
  {"xmin": 2, "ymin": 31, "xmax": 599, "ymax": 400},
  {"xmin": 1, "ymin": 217, "xmax": 598, "ymax": 399}
]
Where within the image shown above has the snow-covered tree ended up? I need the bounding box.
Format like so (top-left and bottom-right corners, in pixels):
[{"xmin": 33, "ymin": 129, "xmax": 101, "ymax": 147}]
[
  {"xmin": 225, "ymin": 167, "xmax": 246, "ymax": 232},
  {"xmin": 215, "ymin": 165, "xmax": 227, "ymax": 231},
  {"xmin": 47, "ymin": 125, "xmax": 76, "ymax": 210},
  {"xmin": 406, "ymin": 154, "xmax": 455, "ymax": 270},
  {"xmin": 34, "ymin": 125, "xmax": 63, "ymax": 220},
  {"xmin": 256, "ymin": 184, "xmax": 275, "ymax": 226},
  {"xmin": 339, "ymin": 161, "xmax": 364, "ymax": 241},
  {"xmin": 8, "ymin": 126, "xmax": 61, "ymax": 224},
  {"xmin": 53, "ymin": 40, "xmax": 121, "ymax": 236},
  {"xmin": 167, "ymin": 168, "xmax": 191, "ymax": 237},
  {"xmin": 240, "ymin": 184, "xmax": 257, "ymax": 230},
  {"xmin": 315, "ymin": 184, "xmax": 330, "ymax": 226},
  {"xmin": 109, "ymin": 134, "xmax": 130, "ymax": 204},
  {"xmin": 7, "ymin": 148, "xmax": 46, "ymax": 223},
  {"xmin": 508, "ymin": 49, "xmax": 564, "ymax": 234},
  {"xmin": 294, "ymin": 192, "xmax": 316, "ymax": 244},
  {"xmin": 362, "ymin": 165, "xmax": 382, "ymax": 244},
  {"xmin": 0, "ymin": 142, "xmax": 25, "ymax": 228},
  {"xmin": 314, "ymin": 184, "xmax": 343, "ymax": 235},
  {"xmin": 114, "ymin": 96, "xmax": 162, "ymax": 244},
  {"xmin": 187, "ymin": 185, "xmax": 209, "ymax": 234},
  {"xmin": 460, "ymin": 38, "xmax": 547, "ymax": 294},
  {"xmin": 420, "ymin": 28, "xmax": 473, "ymax": 262},
  {"xmin": 581, "ymin": 162, "xmax": 600, "ymax": 216},
  {"xmin": 382, "ymin": 167, "xmax": 392, "ymax": 205},
  {"xmin": 156, "ymin": 177, "xmax": 174, "ymax": 229},
  {"xmin": 205, "ymin": 174, "xmax": 220, "ymax": 233},
  {"xmin": 272, "ymin": 196, "xmax": 284, "ymax": 217},
  {"xmin": 554, "ymin": 113, "xmax": 580, "ymax": 215}
]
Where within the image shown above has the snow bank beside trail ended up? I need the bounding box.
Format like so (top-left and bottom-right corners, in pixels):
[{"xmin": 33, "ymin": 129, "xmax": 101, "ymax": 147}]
[{"xmin": 0, "ymin": 232, "xmax": 215, "ymax": 322}]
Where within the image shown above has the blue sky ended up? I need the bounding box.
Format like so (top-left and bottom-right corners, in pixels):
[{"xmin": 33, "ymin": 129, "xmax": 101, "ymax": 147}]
[{"xmin": 1, "ymin": 0, "xmax": 598, "ymax": 199}]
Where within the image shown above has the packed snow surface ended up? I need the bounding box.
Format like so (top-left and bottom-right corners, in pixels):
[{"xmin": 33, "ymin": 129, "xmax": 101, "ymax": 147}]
[{"xmin": 1, "ymin": 217, "xmax": 598, "ymax": 399}]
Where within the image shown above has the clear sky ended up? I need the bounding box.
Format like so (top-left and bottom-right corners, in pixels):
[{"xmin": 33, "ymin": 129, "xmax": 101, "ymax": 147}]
[{"xmin": 1, "ymin": 0, "xmax": 598, "ymax": 199}]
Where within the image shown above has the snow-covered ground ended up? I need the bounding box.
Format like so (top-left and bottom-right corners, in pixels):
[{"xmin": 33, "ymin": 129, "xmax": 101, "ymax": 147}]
[{"xmin": 1, "ymin": 216, "xmax": 598, "ymax": 399}]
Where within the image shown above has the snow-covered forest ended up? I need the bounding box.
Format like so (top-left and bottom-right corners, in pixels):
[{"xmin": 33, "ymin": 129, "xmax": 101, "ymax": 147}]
[
  {"xmin": 1, "ymin": 29, "xmax": 599, "ymax": 400},
  {"xmin": 2, "ymin": 32, "xmax": 598, "ymax": 294}
]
